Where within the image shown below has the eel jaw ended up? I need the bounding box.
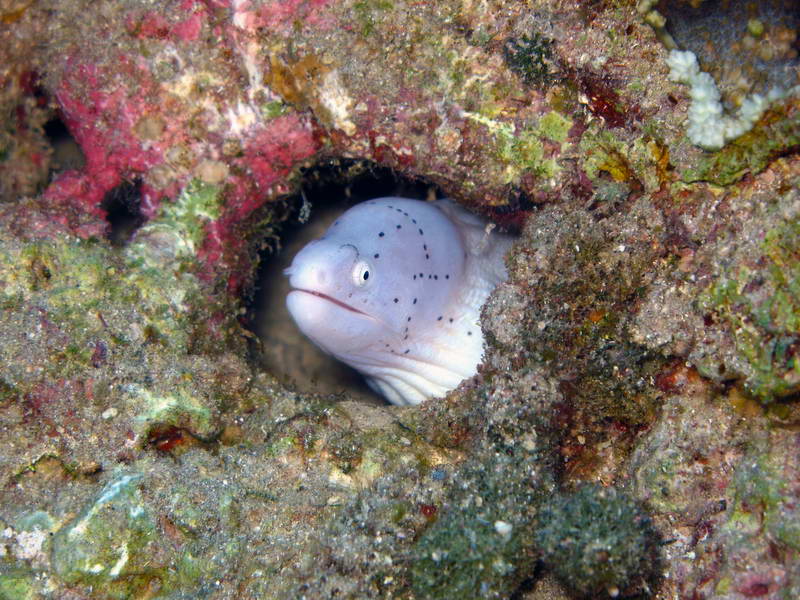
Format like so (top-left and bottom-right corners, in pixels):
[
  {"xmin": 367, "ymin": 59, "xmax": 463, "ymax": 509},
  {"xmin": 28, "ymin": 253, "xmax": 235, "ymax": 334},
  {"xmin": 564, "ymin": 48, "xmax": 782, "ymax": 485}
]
[{"xmin": 289, "ymin": 288, "xmax": 370, "ymax": 317}]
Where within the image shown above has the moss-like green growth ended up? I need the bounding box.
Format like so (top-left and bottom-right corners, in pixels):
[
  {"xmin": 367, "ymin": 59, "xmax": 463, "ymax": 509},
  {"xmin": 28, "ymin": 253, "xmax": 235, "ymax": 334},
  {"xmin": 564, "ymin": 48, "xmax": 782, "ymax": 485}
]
[
  {"xmin": 0, "ymin": 568, "xmax": 35, "ymax": 600},
  {"xmin": 464, "ymin": 110, "xmax": 575, "ymax": 184},
  {"xmin": 0, "ymin": 377, "xmax": 18, "ymax": 405},
  {"xmin": 353, "ymin": 0, "xmax": 394, "ymax": 37},
  {"xmin": 579, "ymin": 127, "xmax": 669, "ymax": 193},
  {"xmin": 700, "ymin": 218, "xmax": 800, "ymax": 402},
  {"xmin": 129, "ymin": 385, "xmax": 217, "ymax": 439},
  {"xmin": 536, "ymin": 484, "xmax": 661, "ymax": 598},
  {"xmin": 539, "ymin": 111, "xmax": 572, "ymax": 143},
  {"xmin": 0, "ymin": 175, "xmax": 251, "ymax": 453},
  {"xmin": 727, "ymin": 441, "xmax": 800, "ymax": 552},
  {"xmin": 128, "ymin": 178, "xmax": 222, "ymax": 264},
  {"xmin": 261, "ymin": 100, "xmax": 289, "ymax": 119},
  {"xmin": 411, "ymin": 449, "xmax": 550, "ymax": 599},
  {"xmin": 503, "ymin": 31, "xmax": 555, "ymax": 86}
]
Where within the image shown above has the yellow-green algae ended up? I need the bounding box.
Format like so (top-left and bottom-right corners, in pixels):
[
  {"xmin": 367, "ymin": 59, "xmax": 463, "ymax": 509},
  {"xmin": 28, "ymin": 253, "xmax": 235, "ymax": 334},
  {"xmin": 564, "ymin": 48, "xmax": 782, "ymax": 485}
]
[
  {"xmin": 682, "ymin": 100, "xmax": 800, "ymax": 186},
  {"xmin": 0, "ymin": 179, "xmax": 244, "ymax": 462},
  {"xmin": 127, "ymin": 179, "xmax": 222, "ymax": 265},
  {"xmin": 711, "ymin": 430, "xmax": 800, "ymax": 597},
  {"xmin": 0, "ymin": 569, "xmax": 35, "ymax": 600},
  {"xmin": 464, "ymin": 110, "xmax": 573, "ymax": 183},
  {"xmin": 700, "ymin": 219, "xmax": 800, "ymax": 402},
  {"xmin": 579, "ymin": 125, "xmax": 670, "ymax": 193},
  {"xmin": 51, "ymin": 473, "xmax": 158, "ymax": 596},
  {"xmin": 728, "ymin": 451, "xmax": 800, "ymax": 552}
]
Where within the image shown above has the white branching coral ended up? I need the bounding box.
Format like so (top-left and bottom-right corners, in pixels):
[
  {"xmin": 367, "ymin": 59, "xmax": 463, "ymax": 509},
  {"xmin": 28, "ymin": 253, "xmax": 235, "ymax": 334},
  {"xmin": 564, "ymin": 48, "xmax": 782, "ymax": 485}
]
[{"xmin": 666, "ymin": 49, "xmax": 784, "ymax": 151}]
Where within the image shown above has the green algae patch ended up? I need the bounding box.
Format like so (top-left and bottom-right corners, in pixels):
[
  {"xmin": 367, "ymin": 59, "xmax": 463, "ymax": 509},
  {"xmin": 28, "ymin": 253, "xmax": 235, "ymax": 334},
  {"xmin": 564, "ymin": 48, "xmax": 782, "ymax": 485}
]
[
  {"xmin": 3, "ymin": 238, "xmax": 119, "ymax": 308},
  {"xmin": 14, "ymin": 510, "xmax": 55, "ymax": 533},
  {"xmin": 579, "ymin": 127, "xmax": 669, "ymax": 193},
  {"xmin": 1, "ymin": 218, "xmax": 210, "ymax": 364},
  {"xmin": 0, "ymin": 235, "xmax": 173, "ymax": 381},
  {"xmin": 464, "ymin": 112, "xmax": 571, "ymax": 184},
  {"xmin": 699, "ymin": 219, "xmax": 800, "ymax": 402},
  {"xmin": 710, "ymin": 430, "xmax": 800, "ymax": 596},
  {"xmin": 411, "ymin": 449, "xmax": 549, "ymax": 599},
  {"xmin": 536, "ymin": 484, "xmax": 662, "ymax": 598},
  {"xmin": 0, "ymin": 569, "xmax": 35, "ymax": 600},
  {"xmin": 265, "ymin": 434, "xmax": 298, "ymax": 458},
  {"xmin": 728, "ymin": 444, "xmax": 800, "ymax": 552},
  {"xmin": 127, "ymin": 179, "xmax": 222, "ymax": 264},
  {"xmin": 2, "ymin": 233, "xmax": 207, "ymax": 390},
  {"xmin": 50, "ymin": 472, "xmax": 161, "ymax": 596},
  {"xmin": 261, "ymin": 99, "xmax": 290, "ymax": 119},
  {"xmin": 353, "ymin": 0, "xmax": 394, "ymax": 37},
  {"xmin": 128, "ymin": 385, "xmax": 217, "ymax": 440},
  {"xmin": 539, "ymin": 111, "xmax": 572, "ymax": 143},
  {"xmin": 0, "ymin": 176, "xmax": 247, "ymax": 466}
]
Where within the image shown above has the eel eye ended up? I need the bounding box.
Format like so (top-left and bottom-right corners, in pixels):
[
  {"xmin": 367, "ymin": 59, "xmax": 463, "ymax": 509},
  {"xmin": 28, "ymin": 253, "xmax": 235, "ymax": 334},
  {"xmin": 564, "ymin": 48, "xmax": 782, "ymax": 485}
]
[{"xmin": 352, "ymin": 260, "xmax": 372, "ymax": 287}]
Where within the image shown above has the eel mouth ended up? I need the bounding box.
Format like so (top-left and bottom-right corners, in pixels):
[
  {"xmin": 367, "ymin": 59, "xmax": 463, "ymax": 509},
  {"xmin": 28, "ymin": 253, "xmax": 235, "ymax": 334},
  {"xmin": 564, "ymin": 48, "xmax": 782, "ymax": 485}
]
[{"xmin": 291, "ymin": 288, "xmax": 369, "ymax": 316}]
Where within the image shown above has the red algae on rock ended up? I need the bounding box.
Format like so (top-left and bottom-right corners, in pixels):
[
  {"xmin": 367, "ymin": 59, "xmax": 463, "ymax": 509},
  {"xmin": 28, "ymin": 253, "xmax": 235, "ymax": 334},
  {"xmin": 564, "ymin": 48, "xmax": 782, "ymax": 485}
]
[{"xmin": 34, "ymin": 0, "xmax": 323, "ymax": 290}]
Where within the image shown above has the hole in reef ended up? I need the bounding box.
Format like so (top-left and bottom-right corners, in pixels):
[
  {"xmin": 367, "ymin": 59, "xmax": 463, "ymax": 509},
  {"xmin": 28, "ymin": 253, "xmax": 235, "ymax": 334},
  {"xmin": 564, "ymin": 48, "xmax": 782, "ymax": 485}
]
[
  {"xmin": 101, "ymin": 179, "xmax": 146, "ymax": 246},
  {"xmin": 509, "ymin": 560, "xmax": 545, "ymax": 600},
  {"xmin": 43, "ymin": 116, "xmax": 85, "ymax": 173},
  {"xmin": 248, "ymin": 159, "xmax": 441, "ymax": 405}
]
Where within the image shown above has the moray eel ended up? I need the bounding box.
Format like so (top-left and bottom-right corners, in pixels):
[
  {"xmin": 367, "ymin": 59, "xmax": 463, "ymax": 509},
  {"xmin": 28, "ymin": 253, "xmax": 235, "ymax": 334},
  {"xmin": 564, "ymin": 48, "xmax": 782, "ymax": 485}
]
[{"xmin": 284, "ymin": 197, "xmax": 513, "ymax": 406}]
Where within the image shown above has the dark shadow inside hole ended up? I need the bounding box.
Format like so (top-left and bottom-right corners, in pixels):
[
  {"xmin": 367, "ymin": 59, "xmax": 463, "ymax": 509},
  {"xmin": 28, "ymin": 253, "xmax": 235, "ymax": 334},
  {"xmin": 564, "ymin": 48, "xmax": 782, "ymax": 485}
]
[
  {"xmin": 43, "ymin": 116, "xmax": 85, "ymax": 172},
  {"xmin": 248, "ymin": 159, "xmax": 442, "ymax": 404},
  {"xmin": 509, "ymin": 561, "xmax": 545, "ymax": 600},
  {"xmin": 43, "ymin": 117, "xmax": 70, "ymax": 143},
  {"xmin": 101, "ymin": 179, "xmax": 145, "ymax": 246}
]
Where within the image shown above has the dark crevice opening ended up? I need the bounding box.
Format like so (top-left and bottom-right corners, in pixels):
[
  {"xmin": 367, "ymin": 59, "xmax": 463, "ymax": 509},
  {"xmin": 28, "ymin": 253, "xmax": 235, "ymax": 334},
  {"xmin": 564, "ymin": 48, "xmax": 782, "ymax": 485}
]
[
  {"xmin": 509, "ymin": 561, "xmax": 545, "ymax": 600},
  {"xmin": 43, "ymin": 115, "xmax": 85, "ymax": 173},
  {"xmin": 42, "ymin": 116, "xmax": 143, "ymax": 244},
  {"xmin": 42, "ymin": 117, "xmax": 70, "ymax": 142},
  {"xmin": 101, "ymin": 179, "xmax": 146, "ymax": 246},
  {"xmin": 246, "ymin": 159, "xmax": 443, "ymax": 404}
]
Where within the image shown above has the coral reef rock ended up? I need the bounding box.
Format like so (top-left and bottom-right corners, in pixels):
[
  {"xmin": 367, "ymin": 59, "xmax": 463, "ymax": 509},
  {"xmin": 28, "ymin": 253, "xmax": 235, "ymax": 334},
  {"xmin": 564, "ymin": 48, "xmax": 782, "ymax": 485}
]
[{"xmin": 0, "ymin": 1, "xmax": 798, "ymax": 598}]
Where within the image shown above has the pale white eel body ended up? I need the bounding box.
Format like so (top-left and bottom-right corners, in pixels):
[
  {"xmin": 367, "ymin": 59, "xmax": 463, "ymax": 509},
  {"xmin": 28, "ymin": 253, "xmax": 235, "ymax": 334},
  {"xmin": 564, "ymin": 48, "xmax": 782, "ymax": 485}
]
[{"xmin": 284, "ymin": 197, "xmax": 513, "ymax": 406}]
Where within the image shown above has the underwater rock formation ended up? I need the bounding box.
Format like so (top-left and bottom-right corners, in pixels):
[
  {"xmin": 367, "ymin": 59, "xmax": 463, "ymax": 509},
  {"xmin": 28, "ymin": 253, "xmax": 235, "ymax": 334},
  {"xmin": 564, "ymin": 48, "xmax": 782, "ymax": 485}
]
[{"xmin": 0, "ymin": 1, "xmax": 798, "ymax": 598}]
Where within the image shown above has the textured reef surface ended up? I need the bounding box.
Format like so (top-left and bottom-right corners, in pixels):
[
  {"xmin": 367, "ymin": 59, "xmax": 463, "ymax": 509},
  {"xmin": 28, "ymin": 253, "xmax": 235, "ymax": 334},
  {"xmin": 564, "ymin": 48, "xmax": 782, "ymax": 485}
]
[{"xmin": 0, "ymin": 0, "xmax": 798, "ymax": 598}]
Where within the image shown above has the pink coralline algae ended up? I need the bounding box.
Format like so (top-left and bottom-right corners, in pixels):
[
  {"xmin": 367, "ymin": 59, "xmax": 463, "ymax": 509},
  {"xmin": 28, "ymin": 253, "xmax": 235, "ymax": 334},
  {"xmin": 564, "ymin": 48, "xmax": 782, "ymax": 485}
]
[
  {"xmin": 200, "ymin": 113, "xmax": 321, "ymax": 279},
  {"xmin": 39, "ymin": 0, "xmax": 323, "ymax": 290},
  {"xmin": 128, "ymin": 3, "xmax": 207, "ymax": 43},
  {"xmin": 52, "ymin": 59, "xmax": 165, "ymax": 216},
  {"xmin": 231, "ymin": 0, "xmax": 336, "ymax": 34}
]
